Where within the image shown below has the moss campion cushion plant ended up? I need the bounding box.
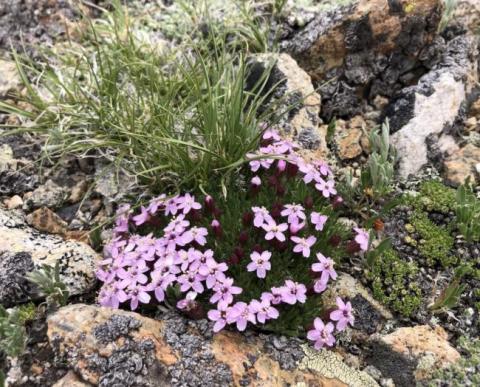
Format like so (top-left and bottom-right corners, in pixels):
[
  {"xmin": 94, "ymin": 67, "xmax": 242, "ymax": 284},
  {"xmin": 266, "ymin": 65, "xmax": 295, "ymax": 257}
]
[{"xmin": 96, "ymin": 129, "xmax": 367, "ymax": 349}]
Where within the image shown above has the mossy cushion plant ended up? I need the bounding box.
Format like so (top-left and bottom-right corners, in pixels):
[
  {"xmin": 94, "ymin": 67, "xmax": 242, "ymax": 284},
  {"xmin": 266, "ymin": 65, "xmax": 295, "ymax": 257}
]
[
  {"xmin": 96, "ymin": 129, "xmax": 369, "ymax": 348},
  {"xmin": 366, "ymin": 248, "xmax": 422, "ymax": 317}
]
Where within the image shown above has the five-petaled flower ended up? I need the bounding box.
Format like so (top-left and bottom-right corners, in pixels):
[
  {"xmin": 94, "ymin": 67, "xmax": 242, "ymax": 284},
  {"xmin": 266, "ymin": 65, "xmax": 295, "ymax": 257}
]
[
  {"xmin": 311, "ymin": 253, "xmax": 337, "ymax": 283},
  {"xmin": 247, "ymin": 251, "xmax": 272, "ymax": 278},
  {"xmin": 307, "ymin": 318, "xmax": 336, "ymax": 349},
  {"xmin": 262, "ymin": 220, "xmax": 288, "ymax": 242},
  {"xmin": 291, "ymin": 235, "xmax": 316, "ymax": 258},
  {"xmin": 354, "ymin": 227, "xmax": 369, "ymax": 251},
  {"xmin": 330, "ymin": 297, "xmax": 355, "ymax": 331}
]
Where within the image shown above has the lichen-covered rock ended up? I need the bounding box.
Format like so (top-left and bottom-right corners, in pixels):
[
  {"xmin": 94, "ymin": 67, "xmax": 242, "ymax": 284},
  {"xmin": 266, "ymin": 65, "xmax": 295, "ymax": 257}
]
[
  {"xmin": 26, "ymin": 206, "xmax": 68, "ymax": 235},
  {"xmin": 386, "ymin": 34, "xmax": 479, "ymax": 178},
  {"xmin": 0, "ymin": 59, "xmax": 21, "ymax": 98},
  {"xmin": 247, "ymin": 53, "xmax": 326, "ymax": 158},
  {"xmin": 47, "ymin": 304, "xmax": 376, "ymax": 387},
  {"xmin": 280, "ymin": 0, "xmax": 443, "ymax": 120},
  {"xmin": 22, "ymin": 179, "xmax": 69, "ymax": 210},
  {"xmin": 367, "ymin": 325, "xmax": 460, "ymax": 386},
  {"xmin": 53, "ymin": 371, "xmax": 91, "ymax": 387},
  {"xmin": 0, "ymin": 208, "xmax": 99, "ymax": 306},
  {"xmin": 335, "ymin": 116, "xmax": 367, "ymax": 160},
  {"xmin": 452, "ymin": 0, "xmax": 480, "ymax": 33},
  {"xmin": 443, "ymin": 143, "xmax": 480, "ymax": 186}
]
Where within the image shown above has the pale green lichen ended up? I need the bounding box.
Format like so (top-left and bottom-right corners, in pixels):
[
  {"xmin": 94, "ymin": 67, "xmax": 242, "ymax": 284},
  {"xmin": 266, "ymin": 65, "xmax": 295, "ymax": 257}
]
[{"xmin": 298, "ymin": 344, "xmax": 379, "ymax": 387}]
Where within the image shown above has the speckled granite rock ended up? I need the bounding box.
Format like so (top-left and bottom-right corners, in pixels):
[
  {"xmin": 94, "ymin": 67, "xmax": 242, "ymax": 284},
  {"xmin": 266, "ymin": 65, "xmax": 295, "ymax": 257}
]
[
  {"xmin": 53, "ymin": 371, "xmax": 92, "ymax": 387},
  {"xmin": 386, "ymin": 34, "xmax": 479, "ymax": 178},
  {"xmin": 367, "ymin": 325, "xmax": 460, "ymax": 387},
  {"xmin": 22, "ymin": 179, "xmax": 69, "ymax": 211},
  {"xmin": 452, "ymin": 0, "xmax": 480, "ymax": 33},
  {"xmin": 443, "ymin": 143, "xmax": 480, "ymax": 186},
  {"xmin": 247, "ymin": 53, "xmax": 326, "ymax": 159},
  {"xmin": 47, "ymin": 304, "xmax": 378, "ymax": 387},
  {"xmin": 0, "ymin": 207, "xmax": 99, "ymax": 306},
  {"xmin": 280, "ymin": 0, "xmax": 443, "ymax": 120},
  {"xmin": 0, "ymin": 59, "xmax": 21, "ymax": 98}
]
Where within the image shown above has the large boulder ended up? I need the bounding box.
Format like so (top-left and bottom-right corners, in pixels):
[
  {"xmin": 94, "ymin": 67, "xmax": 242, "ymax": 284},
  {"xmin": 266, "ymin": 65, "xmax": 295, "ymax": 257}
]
[
  {"xmin": 280, "ymin": 0, "xmax": 444, "ymax": 120},
  {"xmin": 47, "ymin": 304, "xmax": 379, "ymax": 387},
  {"xmin": 0, "ymin": 208, "xmax": 100, "ymax": 306}
]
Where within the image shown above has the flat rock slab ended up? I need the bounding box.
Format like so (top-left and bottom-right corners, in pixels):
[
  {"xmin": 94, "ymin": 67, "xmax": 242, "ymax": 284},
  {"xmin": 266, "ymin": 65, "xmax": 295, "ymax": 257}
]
[
  {"xmin": 47, "ymin": 304, "xmax": 378, "ymax": 387},
  {"xmin": 0, "ymin": 207, "xmax": 100, "ymax": 306}
]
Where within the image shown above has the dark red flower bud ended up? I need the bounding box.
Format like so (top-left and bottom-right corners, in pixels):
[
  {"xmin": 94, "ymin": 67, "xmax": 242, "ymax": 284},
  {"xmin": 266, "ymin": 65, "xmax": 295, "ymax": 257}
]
[
  {"xmin": 213, "ymin": 207, "xmax": 222, "ymax": 218},
  {"xmin": 204, "ymin": 195, "xmax": 215, "ymax": 211},
  {"xmin": 184, "ymin": 303, "xmax": 206, "ymax": 320},
  {"xmin": 228, "ymin": 255, "xmax": 240, "ymax": 265},
  {"xmin": 211, "ymin": 219, "xmax": 222, "ymax": 238},
  {"xmin": 252, "ymin": 244, "xmax": 263, "ymax": 253},
  {"xmin": 346, "ymin": 240, "xmax": 361, "ymax": 254},
  {"xmin": 234, "ymin": 246, "xmax": 244, "ymax": 259},
  {"xmin": 306, "ymin": 284, "xmax": 316, "ymax": 296},
  {"xmin": 331, "ymin": 195, "xmax": 344, "ymax": 210},
  {"xmin": 276, "ymin": 184, "xmax": 286, "ymax": 197},
  {"xmin": 270, "ymin": 202, "xmax": 283, "ymax": 219},
  {"xmin": 304, "ymin": 196, "xmax": 314, "ymax": 209},
  {"xmin": 189, "ymin": 209, "xmax": 202, "ymax": 222},
  {"xmin": 268, "ymin": 175, "xmax": 279, "ymax": 188},
  {"xmin": 242, "ymin": 211, "xmax": 254, "ymax": 227},
  {"xmin": 329, "ymin": 234, "xmax": 342, "ymax": 247},
  {"xmin": 238, "ymin": 231, "xmax": 249, "ymax": 244},
  {"xmin": 286, "ymin": 162, "xmax": 298, "ymax": 178}
]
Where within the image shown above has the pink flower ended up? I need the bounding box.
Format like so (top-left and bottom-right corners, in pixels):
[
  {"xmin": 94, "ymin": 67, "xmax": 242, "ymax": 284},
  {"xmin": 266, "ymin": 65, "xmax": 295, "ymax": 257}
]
[
  {"xmin": 132, "ymin": 206, "xmax": 150, "ymax": 226},
  {"xmin": 208, "ymin": 303, "xmax": 230, "ymax": 332},
  {"xmin": 98, "ymin": 283, "xmax": 128, "ymax": 309},
  {"xmin": 330, "ymin": 297, "xmax": 355, "ymax": 331},
  {"xmin": 315, "ymin": 179, "xmax": 337, "ymax": 198},
  {"xmin": 251, "ymin": 176, "xmax": 261, "ymax": 186},
  {"xmin": 311, "ymin": 253, "xmax": 337, "ymax": 283},
  {"xmin": 262, "ymin": 220, "xmax": 288, "ymax": 242},
  {"xmin": 289, "ymin": 221, "xmax": 305, "ymax": 234},
  {"xmin": 147, "ymin": 194, "xmax": 166, "ymax": 215},
  {"xmin": 176, "ymin": 193, "xmax": 202, "ymax": 214},
  {"xmin": 114, "ymin": 204, "xmax": 131, "ymax": 233},
  {"xmin": 164, "ymin": 214, "xmax": 190, "ymax": 234},
  {"xmin": 279, "ymin": 280, "xmax": 307, "ymax": 304},
  {"xmin": 313, "ymin": 278, "xmax": 328, "ymax": 293},
  {"xmin": 249, "ymin": 298, "xmax": 279, "ymax": 323},
  {"xmin": 180, "ymin": 226, "xmax": 208, "ymax": 246},
  {"xmin": 263, "ymin": 129, "xmax": 281, "ymax": 141},
  {"xmin": 298, "ymin": 161, "xmax": 319, "ymax": 184},
  {"xmin": 252, "ymin": 206, "xmax": 273, "ymax": 228},
  {"xmin": 354, "ymin": 227, "xmax": 369, "ymax": 251},
  {"xmin": 177, "ymin": 291, "xmax": 197, "ymax": 310},
  {"xmin": 126, "ymin": 284, "xmax": 151, "ymax": 310},
  {"xmin": 177, "ymin": 270, "xmax": 205, "ymax": 294},
  {"xmin": 291, "ymin": 235, "xmax": 316, "ymax": 258},
  {"xmin": 117, "ymin": 264, "xmax": 149, "ymax": 289},
  {"xmin": 226, "ymin": 301, "xmax": 256, "ymax": 331},
  {"xmin": 314, "ymin": 161, "xmax": 331, "ymax": 177},
  {"xmin": 307, "ymin": 318, "xmax": 335, "ymax": 349},
  {"xmin": 281, "ymin": 204, "xmax": 306, "ymax": 224},
  {"xmin": 198, "ymin": 257, "xmax": 228, "ymax": 289},
  {"xmin": 210, "ymin": 277, "xmax": 242, "ymax": 306},
  {"xmin": 247, "ymin": 251, "xmax": 272, "ymax": 278},
  {"xmin": 164, "ymin": 196, "xmax": 180, "ymax": 216},
  {"xmin": 311, "ymin": 212, "xmax": 328, "ymax": 231}
]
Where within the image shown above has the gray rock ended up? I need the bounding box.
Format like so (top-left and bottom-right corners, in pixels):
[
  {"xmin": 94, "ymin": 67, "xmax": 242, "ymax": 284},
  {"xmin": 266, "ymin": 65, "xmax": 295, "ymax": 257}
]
[
  {"xmin": 94, "ymin": 162, "xmax": 137, "ymax": 204},
  {"xmin": 0, "ymin": 207, "xmax": 100, "ymax": 306},
  {"xmin": 0, "ymin": 59, "xmax": 21, "ymax": 98},
  {"xmin": 22, "ymin": 179, "xmax": 68, "ymax": 210},
  {"xmin": 386, "ymin": 35, "xmax": 479, "ymax": 178}
]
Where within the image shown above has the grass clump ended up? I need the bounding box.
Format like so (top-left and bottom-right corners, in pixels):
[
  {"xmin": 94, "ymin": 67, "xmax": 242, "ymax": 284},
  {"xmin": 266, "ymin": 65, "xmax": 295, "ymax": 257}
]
[
  {"xmin": 410, "ymin": 211, "xmax": 455, "ymax": 267},
  {"xmin": 0, "ymin": 2, "xmax": 286, "ymax": 193},
  {"xmin": 366, "ymin": 248, "xmax": 422, "ymax": 317}
]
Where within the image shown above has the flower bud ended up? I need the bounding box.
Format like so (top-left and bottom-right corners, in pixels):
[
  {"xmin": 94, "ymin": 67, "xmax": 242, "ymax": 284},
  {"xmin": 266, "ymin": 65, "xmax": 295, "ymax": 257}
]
[
  {"xmin": 331, "ymin": 195, "xmax": 344, "ymax": 210},
  {"xmin": 286, "ymin": 162, "xmax": 298, "ymax": 178},
  {"xmin": 268, "ymin": 175, "xmax": 279, "ymax": 188},
  {"xmin": 190, "ymin": 209, "xmax": 202, "ymax": 222},
  {"xmin": 228, "ymin": 255, "xmax": 240, "ymax": 265},
  {"xmin": 252, "ymin": 244, "xmax": 263, "ymax": 253},
  {"xmin": 304, "ymin": 196, "xmax": 314, "ymax": 209},
  {"xmin": 234, "ymin": 246, "xmax": 244, "ymax": 259},
  {"xmin": 242, "ymin": 211, "xmax": 254, "ymax": 227},
  {"xmin": 276, "ymin": 159, "xmax": 287, "ymax": 174},
  {"xmin": 276, "ymin": 184, "xmax": 285, "ymax": 197},
  {"xmin": 238, "ymin": 231, "xmax": 249, "ymax": 244},
  {"xmin": 328, "ymin": 234, "xmax": 341, "ymax": 247},
  {"xmin": 204, "ymin": 195, "xmax": 215, "ymax": 211},
  {"xmin": 289, "ymin": 222, "xmax": 304, "ymax": 235},
  {"xmin": 211, "ymin": 219, "xmax": 222, "ymax": 238},
  {"xmin": 346, "ymin": 240, "xmax": 361, "ymax": 254}
]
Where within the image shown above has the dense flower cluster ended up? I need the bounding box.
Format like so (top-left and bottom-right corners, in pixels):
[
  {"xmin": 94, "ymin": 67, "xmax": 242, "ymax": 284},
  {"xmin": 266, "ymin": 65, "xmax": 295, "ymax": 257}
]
[{"xmin": 97, "ymin": 129, "xmax": 368, "ymax": 349}]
